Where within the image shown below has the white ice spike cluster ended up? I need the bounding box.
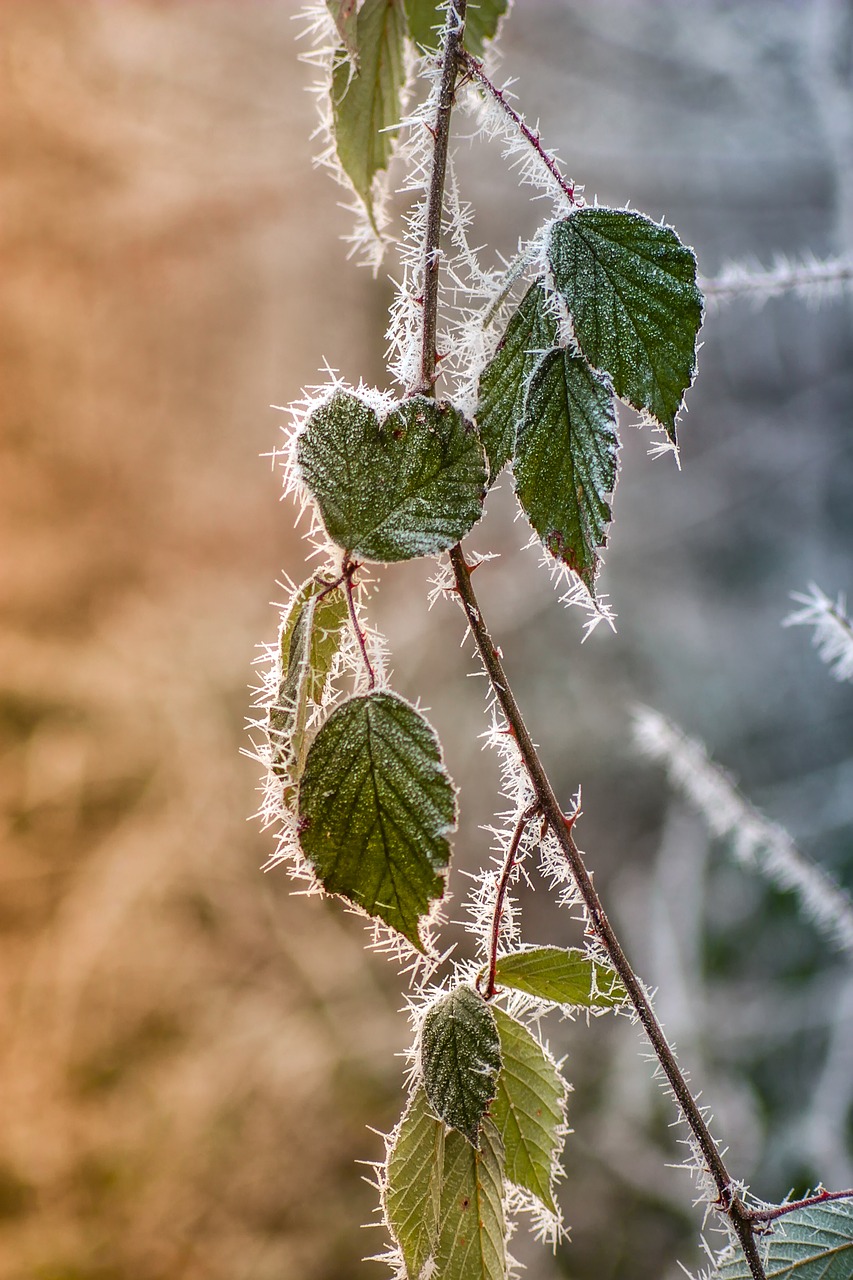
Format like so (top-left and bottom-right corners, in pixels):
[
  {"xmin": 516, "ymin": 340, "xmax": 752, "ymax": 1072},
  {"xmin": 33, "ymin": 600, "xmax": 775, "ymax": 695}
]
[{"xmin": 784, "ymin": 583, "xmax": 853, "ymax": 684}]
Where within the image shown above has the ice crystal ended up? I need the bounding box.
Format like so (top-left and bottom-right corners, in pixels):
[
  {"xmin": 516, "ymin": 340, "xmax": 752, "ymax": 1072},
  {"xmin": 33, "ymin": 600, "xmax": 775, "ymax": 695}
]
[{"xmin": 784, "ymin": 583, "xmax": 853, "ymax": 684}]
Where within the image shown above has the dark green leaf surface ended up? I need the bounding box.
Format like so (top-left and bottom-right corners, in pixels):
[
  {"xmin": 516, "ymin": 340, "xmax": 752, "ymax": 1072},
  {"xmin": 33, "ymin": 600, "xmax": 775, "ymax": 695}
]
[
  {"xmin": 476, "ymin": 282, "xmax": 558, "ymax": 483},
  {"xmin": 268, "ymin": 579, "xmax": 348, "ymax": 787},
  {"xmin": 298, "ymin": 692, "xmax": 456, "ymax": 950},
  {"xmin": 421, "ymin": 985, "xmax": 501, "ymax": 1146},
  {"xmin": 514, "ymin": 347, "xmax": 618, "ymax": 591},
  {"xmin": 548, "ymin": 207, "xmax": 702, "ymax": 440},
  {"xmin": 385, "ymin": 1086, "xmax": 445, "ymax": 1280},
  {"xmin": 297, "ymin": 391, "xmax": 487, "ymax": 562},
  {"xmin": 331, "ymin": 0, "xmax": 406, "ymax": 226},
  {"xmin": 491, "ymin": 1007, "xmax": 565, "ymax": 1213},
  {"xmin": 433, "ymin": 1121, "xmax": 507, "ymax": 1280},
  {"xmin": 715, "ymin": 1198, "xmax": 853, "ymax": 1279},
  {"xmin": 493, "ymin": 947, "xmax": 626, "ymax": 1007},
  {"xmin": 404, "ymin": 0, "xmax": 508, "ymax": 57}
]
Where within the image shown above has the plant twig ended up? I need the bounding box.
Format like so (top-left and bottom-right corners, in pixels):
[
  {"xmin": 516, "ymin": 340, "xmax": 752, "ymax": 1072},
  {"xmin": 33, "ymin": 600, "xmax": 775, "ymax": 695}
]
[
  {"xmin": 746, "ymin": 1189, "xmax": 853, "ymax": 1225},
  {"xmin": 342, "ymin": 556, "xmax": 375, "ymax": 689},
  {"xmin": 417, "ymin": 0, "xmax": 469, "ymax": 396},
  {"xmin": 483, "ymin": 801, "xmax": 540, "ymax": 999},
  {"xmin": 459, "ymin": 49, "xmax": 577, "ymax": 206},
  {"xmin": 448, "ymin": 546, "xmax": 767, "ymax": 1280}
]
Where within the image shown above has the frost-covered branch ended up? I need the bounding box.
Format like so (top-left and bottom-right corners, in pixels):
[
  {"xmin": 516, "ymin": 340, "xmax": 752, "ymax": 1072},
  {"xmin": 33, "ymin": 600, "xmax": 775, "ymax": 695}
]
[
  {"xmin": 459, "ymin": 50, "xmax": 577, "ymax": 207},
  {"xmin": 450, "ymin": 548, "xmax": 768, "ymax": 1280},
  {"xmin": 700, "ymin": 254, "xmax": 853, "ymax": 309},
  {"xmin": 634, "ymin": 707, "xmax": 853, "ymax": 958},
  {"xmin": 784, "ymin": 583, "xmax": 853, "ymax": 684}
]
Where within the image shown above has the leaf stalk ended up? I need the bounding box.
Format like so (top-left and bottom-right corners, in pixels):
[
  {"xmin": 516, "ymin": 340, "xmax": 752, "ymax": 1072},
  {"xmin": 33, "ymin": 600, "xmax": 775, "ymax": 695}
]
[{"xmin": 482, "ymin": 801, "xmax": 540, "ymax": 999}]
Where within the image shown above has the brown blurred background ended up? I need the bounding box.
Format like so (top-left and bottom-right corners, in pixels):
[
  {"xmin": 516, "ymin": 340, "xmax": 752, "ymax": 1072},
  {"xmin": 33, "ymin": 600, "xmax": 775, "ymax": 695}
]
[{"xmin": 1, "ymin": 3, "xmax": 851, "ymax": 1280}]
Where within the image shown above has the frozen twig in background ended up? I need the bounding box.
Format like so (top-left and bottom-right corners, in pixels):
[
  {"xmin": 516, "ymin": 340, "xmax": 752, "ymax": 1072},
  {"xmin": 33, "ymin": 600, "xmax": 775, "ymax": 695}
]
[
  {"xmin": 784, "ymin": 583, "xmax": 853, "ymax": 684},
  {"xmin": 634, "ymin": 708, "xmax": 853, "ymax": 958},
  {"xmin": 700, "ymin": 254, "xmax": 853, "ymax": 309}
]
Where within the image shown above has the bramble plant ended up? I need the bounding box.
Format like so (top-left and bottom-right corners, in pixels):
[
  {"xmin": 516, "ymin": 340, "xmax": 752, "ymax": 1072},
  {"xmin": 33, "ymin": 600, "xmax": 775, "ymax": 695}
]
[{"xmin": 250, "ymin": 3, "xmax": 853, "ymax": 1278}]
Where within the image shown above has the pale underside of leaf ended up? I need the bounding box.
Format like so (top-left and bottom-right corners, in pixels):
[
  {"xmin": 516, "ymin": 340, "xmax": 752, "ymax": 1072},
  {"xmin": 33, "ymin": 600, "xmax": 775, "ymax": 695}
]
[
  {"xmin": 268, "ymin": 579, "xmax": 348, "ymax": 789},
  {"xmin": 513, "ymin": 347, "xmax": 618, "ymax": 592},
  {"xmin": 476, "ymin": 282, "xmax": 558, "ymax": 484},
  {"xmin": 491, "ymin": 1006, "xmax": 565, "ymax": 1214},
  {"xmin": 420, "ymin": 985, "xmax": 502, "ymax": 1147},
  {"xmin": 331, "ymin": 0, "xmax": 406, "ymax": 227},
  {"xmin": 492, "ymin": 946, "xmax": 627, "ymax": 1008},
  {"xmin": 326, "ymin": 0, "xmax": 358, "ymax": 59},
  {"xmin": 297, "ymin": 691, "xmax": 456, "ymax": 950},
  {"xmin": 404, "ymin": 0, "xmax": 509, "ymax": 58},
  {"xmin": 433, "ymin": 1120, "xmax": 507, "ymax": 1280},
  {"xmin": 548, "ymin": 207, "xmax": 703, "ymax": 441},
  {"xmin": 297, "ymin": 391, "xmax": 487, "ymax": 563},
  {"xmin": 715, "ymin": 1198, "xmax": 853, "ymax": 1280},
  {"xmin": 385, "ymin": 1086, "xmax": 445, "ymax": 1280}
]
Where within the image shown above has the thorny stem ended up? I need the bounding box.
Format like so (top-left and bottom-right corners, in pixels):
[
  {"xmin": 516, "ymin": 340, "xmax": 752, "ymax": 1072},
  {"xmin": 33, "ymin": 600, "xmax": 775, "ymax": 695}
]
[
  {"xmin": 418, "ymin": 12, "xmax": 765, "ymax": 1280},
  {"xmin": 342, "ymin": 556, "xmax": 375, "ymax": 690},
  {"xmin": 416, "ymin": 0, "xmax": 468, "ymax": 396},
  {"xmin": 459, "ymin": 50, "xmax": 577, "ymax": 206},
  {"xmin": 483, "ymin": 801, "xmax": 540, "ymax": 999},
  {"xmin": 746, "ymin": 1189, "xmax": 853, "ymax": 1225},
  {"xmin": 449, "ymin": 547, "xmax": 768, "ymax": 1280}
]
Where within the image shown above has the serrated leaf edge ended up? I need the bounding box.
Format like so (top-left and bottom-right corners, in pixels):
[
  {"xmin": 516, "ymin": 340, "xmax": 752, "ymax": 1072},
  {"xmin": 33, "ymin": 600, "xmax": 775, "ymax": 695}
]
[
  {"xmin": 545, "ymin": 206, "xmax": 704, "ymax": 442},
  {"xmin": 297, "ymin": 689, "xmax": 459, "ymax": 954}
]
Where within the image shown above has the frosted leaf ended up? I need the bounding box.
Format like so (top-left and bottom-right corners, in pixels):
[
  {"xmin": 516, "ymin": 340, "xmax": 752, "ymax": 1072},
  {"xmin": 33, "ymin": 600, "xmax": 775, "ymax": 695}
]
[
  {"xmin": 297, "ymin": 692, "xmax": 456, "ymax": 951},
  {"xmin": 433, "ymin": 1120, "xmax": 508, "ymax": 1280},
  {"xmin": 297, "ymin": 390, "xmax": 487, "ymax": 563},
  {"xmin": 475, "ymin": 282, "xmax": 559, "ymax": 484},
  {"xmin": 548, "ymin": 208, "xmax": 702, "ymax": 441},
  {"xmin": 491, "ymin": 1007, "xmax": 567, "ymax": 1215},
  {"xmin": 420, "ymin": 984, "xmax": 502, "ymax": 1147},
  {"xmin": 513, "ymin": 347, "xmax": 618, "ymax": 593},
  {"xmin": 492, "ymin": 946, "xmax": 626, "ymax": 1008},
  {"xmin": 267, "ymin": 577, "xmax": 348, "ymax": 793},
  {"xmin": 713, "ymin": 1197, "xmax": 853, "ymax": 1279},
  {"xmin": 331, "ymin": 0, "xmax": 407, "ymax": 229},
  {"xmin": 385, "ymin": 1085, "xmax": 445, "ymax": 1280},
  {"xmin": 404, "ymin": 0, "xmax": 509, "ymax": 58}
]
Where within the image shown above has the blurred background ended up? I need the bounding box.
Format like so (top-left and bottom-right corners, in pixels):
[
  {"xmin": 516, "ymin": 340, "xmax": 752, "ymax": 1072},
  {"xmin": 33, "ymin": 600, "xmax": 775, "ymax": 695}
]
[{"xmin": 0, "ymin": 2, "xmax": 851, "ymax": 1278}]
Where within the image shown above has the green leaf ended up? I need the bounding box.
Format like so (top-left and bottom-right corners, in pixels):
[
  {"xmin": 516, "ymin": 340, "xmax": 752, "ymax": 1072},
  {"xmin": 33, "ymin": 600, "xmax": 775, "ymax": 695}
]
[
  {"xmin": 420, "ymin": 985, "xmax": 502, "ymax": 1147},
  {"xmin": 715, "ymin": 1198, "xmax": 853, "ymax": 1280},
  {"xmin": 434, "ymin": 1121, "xmax": 507, "ymax": 1280},
  {"xmin": 513, "ymin": 347, "xmax": 618, "ymax": 591},
  {"xmin": 385, "ymin": 1086, "xmax": 445, "ymax": 1280},
  {"xmin": 297, "ymin": 391, "xmax": 487, "ymax": 563},
  {"xmin": 404, "ymin": 0, "xmax": 508, "ymax": 57},
  {"xmin": 492, "ymin": 946, "xmax": 627, "ymax": 1008},
  {"xmin": 268, "ymin": 578, "xmax": 348, "ymax": 786},
  {"xmin": 331, "ymin": 0, "xmax": 406, "ymax": 227},
  {"xmin": 548, "ymin": 207, "xmax": 703, "ymax": 440},
  {"xmin": 491, "ymin": 1007, "xmax": 565, "ymax": 1214},
  {"xmin": 297, "ymin": 691, "xmax": 456, "ymax": 950},
  {"xmin": 476, "ymin": 283, "xmax": 559, "ymax": 484},
  {"xmin": 326, "ymin": 0, "xmax": 358, "ymax": 59}
]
